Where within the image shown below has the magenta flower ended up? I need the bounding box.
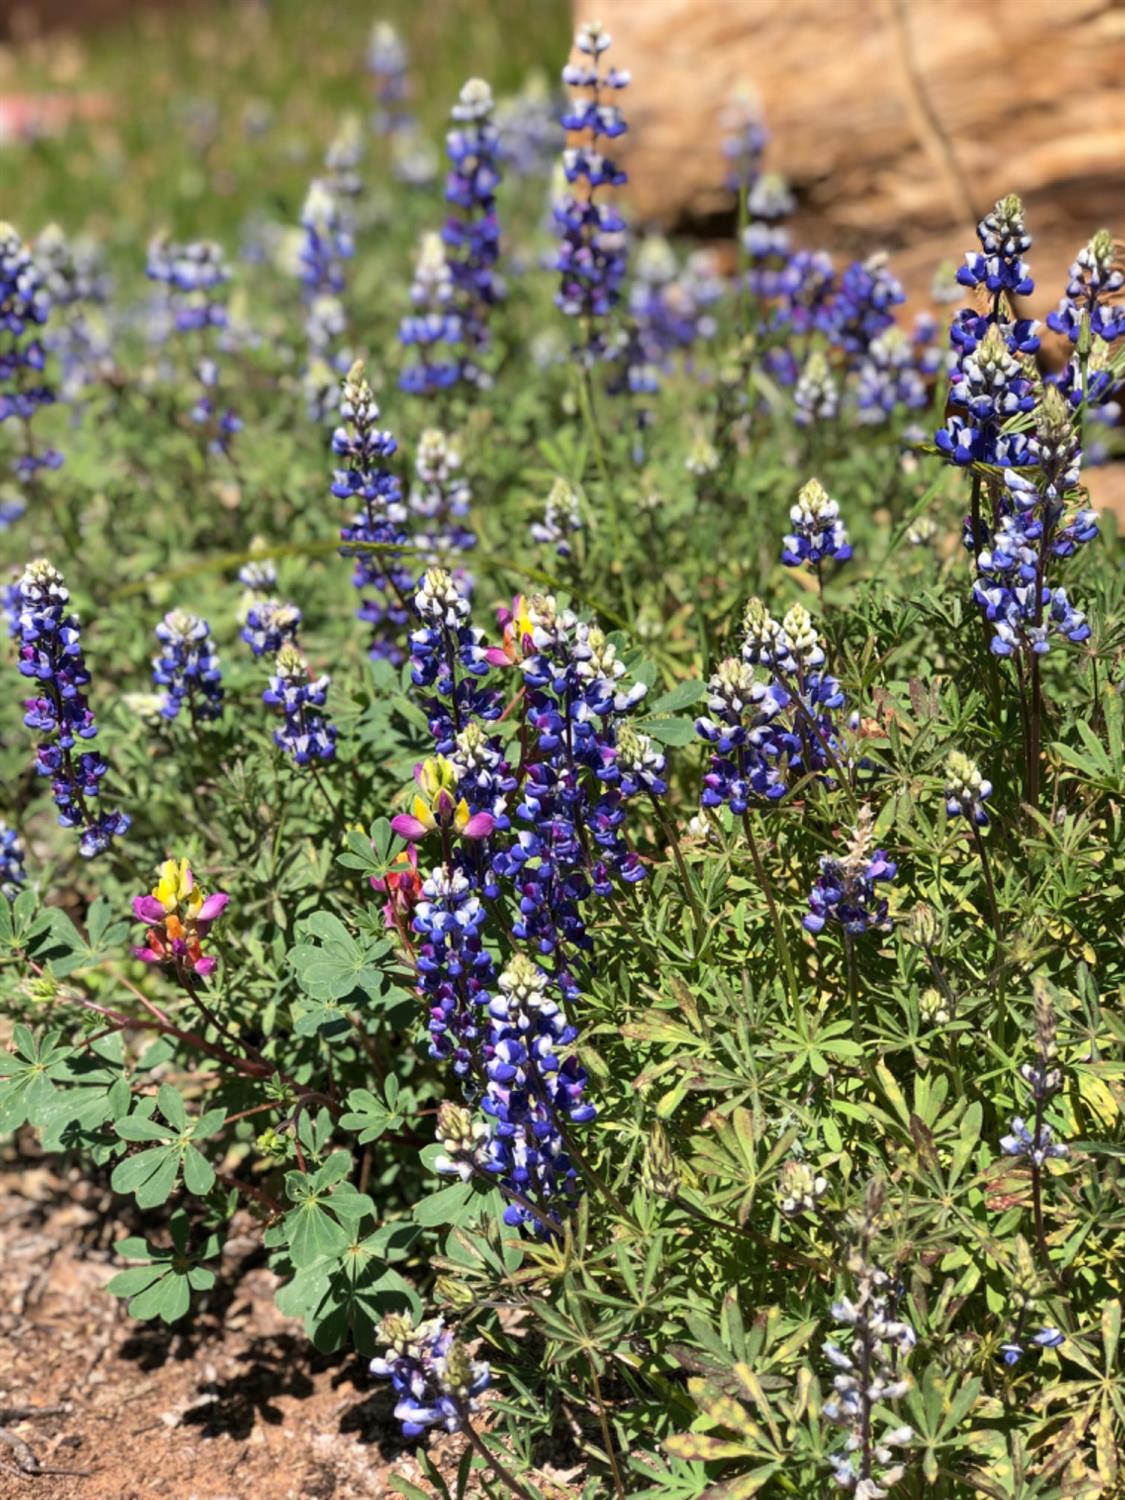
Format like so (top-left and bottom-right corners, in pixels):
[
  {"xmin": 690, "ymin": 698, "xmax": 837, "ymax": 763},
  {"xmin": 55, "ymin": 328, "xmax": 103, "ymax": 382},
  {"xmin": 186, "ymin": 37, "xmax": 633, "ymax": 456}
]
[{"xmin": 132, "ymin": 858, "xmax": 229, "ymax": 981}]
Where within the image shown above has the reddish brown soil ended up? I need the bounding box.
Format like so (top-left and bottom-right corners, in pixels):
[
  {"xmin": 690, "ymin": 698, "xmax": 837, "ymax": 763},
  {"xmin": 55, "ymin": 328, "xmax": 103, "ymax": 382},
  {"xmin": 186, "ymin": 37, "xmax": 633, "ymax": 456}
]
[{"xmin": 0, "ymin": 1153, "xmax": 457, "ymax": 1500}]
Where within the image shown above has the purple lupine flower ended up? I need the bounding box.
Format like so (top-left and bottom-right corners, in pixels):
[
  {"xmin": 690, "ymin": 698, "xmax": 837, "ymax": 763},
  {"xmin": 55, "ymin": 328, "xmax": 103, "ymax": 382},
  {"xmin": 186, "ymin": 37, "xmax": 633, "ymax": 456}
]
[
  {"xmin": 322, "ymin": 115, "xmax": 364, "ymax": 233},
  {"xmin": 0, "ymin": 222, "xmax": 63, "ymax": 483},
  {"xmin": 335, "ymin": 360, "xmax": 412, "ymax": 662},
  {"xmin": 399, "ymin": 231, "xmax": 463, "ymax": 396},
  {"xmin": 804, "ymin": 807, "xmax": 895, "ymax": 937},
  {"xmin": 794, "ymin": 349, "xmax": 838, "ymax": 427},
  {"xmin": 443, "ymin": 78, "xmax": 504, "ymax": 387},
  {"xmin": 973, "ymin": 387, "xmax": 1095, "ymax": 657},
  {"xmin": 241, "ymin": 599, "xmax": 302, "ymax": 658},
  {"xmin": 262, "ymin": 644, "xmax": 336, "ymax": 765},
  {"xmin": 1048, "ymin": 229, "xmax": 1123, "ymax": 422},
  {"xmin": 742, "ymin": 172, "xmax": 795, "ymax": 301},
  {"xmin": 494, "ymin": 74, "xmax": 562, "ymax": 178},
  {"xmin": 944, "ymin": 750, "xmax": 992, "ymax": 827},
  {"xmin": 0, "ymin": 819, "xmax": 26, "ymax": 898},
  {"xmin": 555, "ymin": 20, "xmax": 630, "ymax": 364},
  {"xmin": 823, "ymin": 1190, "xmax": 916, "ymax": 1494},
  {"xmin": 957, "ymin": 193, "xmax": 1033, "ymax": 299},
  {"xmin": 478, "ymin": 953, "xmax": 593, "ymax": 1230},
  {"xmin": 720, "ymin": 87, "xmax": 768, "ymax": 196},
  {"xmin": 1001, "ymin": 1327, "xmax": 1065, "ymax": 1366},
  {"xmin": 612, "ymin": 236, "xmax": 721, "ymax": 462},
  {"xmin": 369, "ymin": 1314, "xmax": 490, "ymax": 1440},
  {"xmin": 413, "ymin": 861, "xmax": 494, "ymax": 1077},
  {"xmin": 11, "ymin": 559, "xmax": 129, "ymax": 857},
  {"xmin": 820, "ymin": 252, "xmax": 904, "ymax": 363},
  {"xmin": 146, "ymin": 235, "xmax": 240, "ymax": 455},
  {"xmin": 297, "ymin": 180, "xmax": 353, "ymax": 388},
  {"xmin": 936, "ymin": 195, "xmax": 1040, "ymax": 483},
  {"xmin": 152, "ymin": 609, "xmax": 224, "ymax": 723},
  {"xmin": 35, "ymin": 223, "xmax": 112, "ymax": 407},
  {"xmin": 698, "ymin": 600, "xmax": 850, "ymax": 815},
  {"xmin": 409, "ymin": 428, "xmax": 476, "ymax": 568},
  {"xmin": 367, "ymin": 21, "xmax": 413, "ymax": 139},
  {"xmin": 781, "ymin": 478, "xmax": 852, "ymax": 571},
  {"xmin": 530, "ymin": 475, "xmax": 582, "ymax": 559},
  {"xmin": 936, "ymin": 322, "xmax": 1036, "ymax": 470},
  {"xmin": 855, "ymin": 327, "xmax": 928, "ymax": 424}
]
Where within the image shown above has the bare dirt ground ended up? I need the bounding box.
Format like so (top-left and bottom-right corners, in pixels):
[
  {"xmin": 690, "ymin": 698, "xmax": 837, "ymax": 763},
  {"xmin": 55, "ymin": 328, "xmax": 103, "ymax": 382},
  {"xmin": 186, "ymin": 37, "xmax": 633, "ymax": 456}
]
[{"xmin": 0, "ymin": 1147, "xmax": 458, "ymax": 1500}]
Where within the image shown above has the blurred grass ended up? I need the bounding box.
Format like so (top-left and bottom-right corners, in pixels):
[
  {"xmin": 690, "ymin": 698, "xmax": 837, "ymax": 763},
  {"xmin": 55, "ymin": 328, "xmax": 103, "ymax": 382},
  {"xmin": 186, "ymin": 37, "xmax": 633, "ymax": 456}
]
[{"xmin": 0, "ymin": 0, "xmax": 569, "ymax": 251}]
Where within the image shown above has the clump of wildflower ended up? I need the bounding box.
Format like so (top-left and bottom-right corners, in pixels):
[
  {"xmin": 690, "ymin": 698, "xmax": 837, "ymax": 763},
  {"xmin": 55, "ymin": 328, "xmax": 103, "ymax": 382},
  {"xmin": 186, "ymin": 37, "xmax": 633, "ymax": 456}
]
[
  {"xmin": 371, "ymin": 845, "xmax": 422, "ymax": 934},
  {"xmin": 132, "ymin": 857, "xmax": 229, "ymax": 982},
  {"xmin": 400, "ymin": 231, "xmax": 462, "ymax": 396},
  {"xmin": 241, "ymin": 599, "xmax": 301, "ymax": 658},
  {"xmin": 610, "ymin": 236, "xmax": 721, "ymax": 463},
  {"xmin": 11, "ymin": 559, "xmax": 129, "ymax": 857},
  {"xmin": 794, "ymin": 348, "xmax": 838, "ymax": 427},
  {"xmin": 782, "ymin": 477, "xmax": 852, "ymax": 572},
  {"xmin": 0, "ymin": 222, "xmax": 63, "ymax": 483},
  {"xmin": 335, "ymin": 360, "xmax": 412, "ymax": 661},
  {"xmin": 685, "ymin": 432, "xmax": 718, "ymax": 477},
  {"xmin": 804, "ymin": 807, "xmax": 896, "ymax": 937},
  {"xmin": 555, "ymin": 20, "xmax": 630, "ymax": 364},
  {"xmin": 369, "ymin": 1314, "xmax": 490, "ymax": 1439},
  {"xmin": 998, "ymin": 1239, "xmax": 1065, "ymax": 1366},
  {"xmin": 944, "ymin": 750, "xmax": 992, "ymax": 826},
  {"xmin": 263, "ymin": 643, "xmax": 336, "ymax": 765},
  {"xmin": 936, "ymin": 321, "xmax": 1036, "ymax": 469},
  {"xmin": 640, "ymin": 1120, "xmax": 681, "ymax": 1199},
  {"xmin": 152, "ymin": 610, "xmax": 224, "ymax": 723},
  {"xmin": 443, "ymin": 78, "xmax": 504, "ymax": 386},
  {"xmin": 0, "ymin": 820, "xmax": 26, "ymax": 899},
  {"xmin": 146, "ymin": 235, "xmax": 240, "ymax": 455},
  {"xmin": 530, "ymin": 475, "xmax": 582, "ymax": 558},
  {"xmin": 823, "ymin": 1180, "xmax": 915, "ymax": 1494}
]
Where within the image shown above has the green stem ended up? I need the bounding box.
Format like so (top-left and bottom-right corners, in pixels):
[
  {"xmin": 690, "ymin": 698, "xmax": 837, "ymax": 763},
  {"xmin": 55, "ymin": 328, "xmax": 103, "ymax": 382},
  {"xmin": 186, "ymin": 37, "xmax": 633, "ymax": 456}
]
[
  {"xmin": 649, "ymin": 792, "xmax": 706, "ymax": 955},
  {"xmin": 740, "ymin": 811, "xmax": 798, "ymax": 1006},
  {"xmin": 461, "ymin": 1418, "xmax": 537, "ymax": 1500}
]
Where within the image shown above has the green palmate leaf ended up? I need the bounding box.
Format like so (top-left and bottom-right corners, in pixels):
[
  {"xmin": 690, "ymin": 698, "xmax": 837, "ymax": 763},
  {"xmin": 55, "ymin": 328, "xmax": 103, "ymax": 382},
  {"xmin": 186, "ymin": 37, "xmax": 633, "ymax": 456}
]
[
  {"xmin": 0, "ymin": 1027, "xmax": 73, "ymax": 1132},
  {"xmin": 339, "ymin": 1079, "xmax": 406, "ymax": 1143},
  {"xmin": 111, "ymin": 1091, "xmax": 225, "ymax": 1208},
  {"xmin": 639, "ymin": 715, "xmax": 699, "ymax": 747},
  {"xmin": 107, "ymin": 1211, "xmax": 220, "ymax": 1323},
  {"xmin": 412, "ymin": 1179, "xmax": 477, "ymax": 1228},
  {"xmin": 650, "ymin": 680, "xmax": 707, "ymax": 714}
]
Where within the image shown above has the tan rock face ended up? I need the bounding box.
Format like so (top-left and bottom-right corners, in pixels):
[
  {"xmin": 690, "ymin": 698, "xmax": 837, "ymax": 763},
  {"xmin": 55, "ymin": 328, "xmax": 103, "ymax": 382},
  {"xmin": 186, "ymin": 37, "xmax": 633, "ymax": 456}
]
[{"xmin": 571, "ymin": 0, "xmax": 1125, "ymax": 320}]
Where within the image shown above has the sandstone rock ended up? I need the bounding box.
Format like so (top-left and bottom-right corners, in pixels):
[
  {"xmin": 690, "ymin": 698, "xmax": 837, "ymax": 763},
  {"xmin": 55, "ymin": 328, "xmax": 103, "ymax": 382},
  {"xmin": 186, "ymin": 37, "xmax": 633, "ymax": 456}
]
[{"xmin": 573, "ymin": 0, "xmax": 1125, "ymax": 318}]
